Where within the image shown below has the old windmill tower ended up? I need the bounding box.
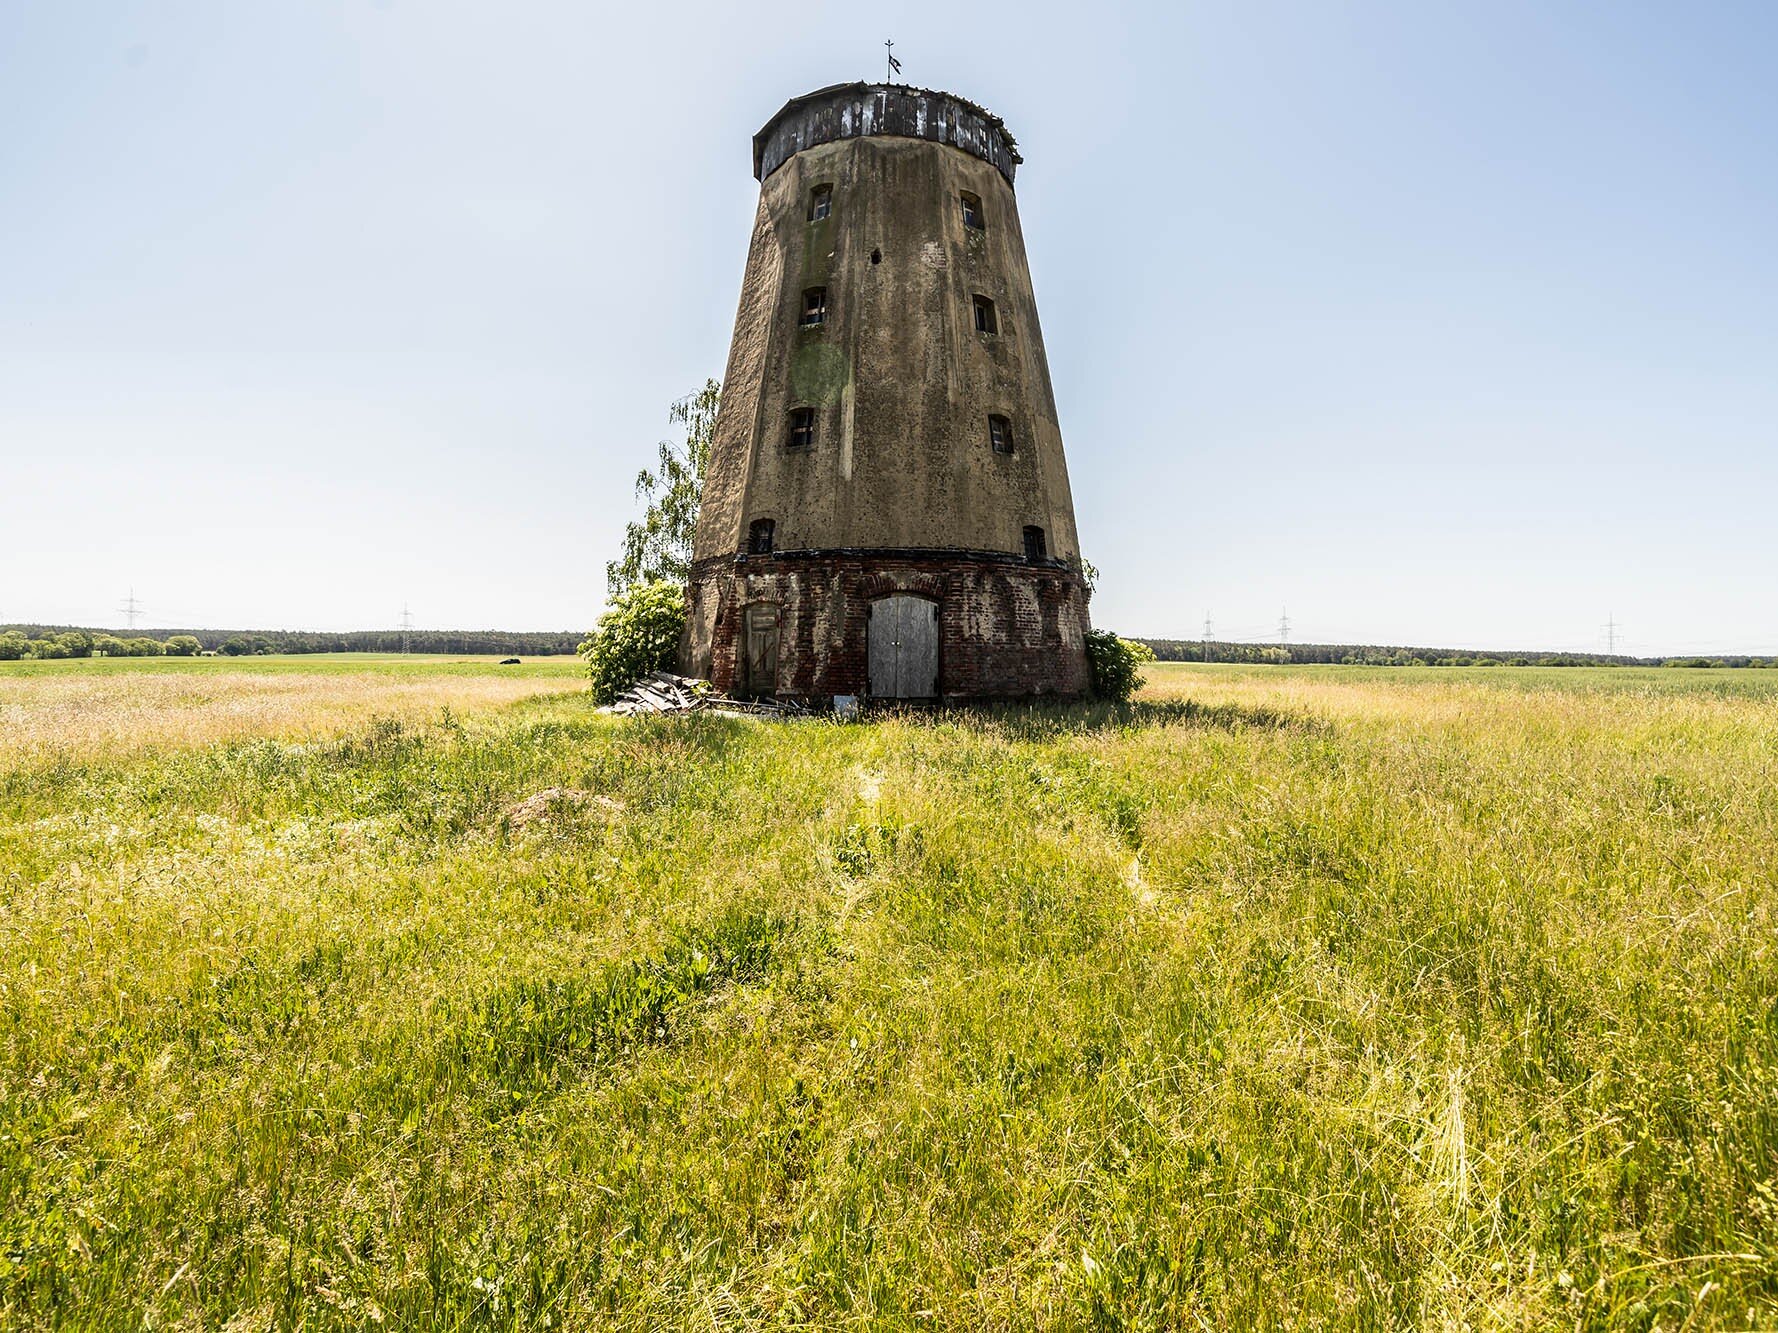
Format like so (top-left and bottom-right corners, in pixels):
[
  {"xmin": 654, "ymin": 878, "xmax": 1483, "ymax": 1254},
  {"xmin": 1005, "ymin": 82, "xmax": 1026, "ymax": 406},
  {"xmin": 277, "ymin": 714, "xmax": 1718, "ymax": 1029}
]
[{"xmin": 682, "ymin": 81, "xmax": 1091, "ymax": 702}]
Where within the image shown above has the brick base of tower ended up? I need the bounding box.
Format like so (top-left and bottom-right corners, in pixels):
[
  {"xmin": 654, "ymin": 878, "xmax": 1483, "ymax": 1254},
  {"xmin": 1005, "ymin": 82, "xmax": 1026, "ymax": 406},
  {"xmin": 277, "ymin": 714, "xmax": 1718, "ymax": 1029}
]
[{"xmin": 681, "ymin": 550, "xmax": 1092, "ymax": 703}]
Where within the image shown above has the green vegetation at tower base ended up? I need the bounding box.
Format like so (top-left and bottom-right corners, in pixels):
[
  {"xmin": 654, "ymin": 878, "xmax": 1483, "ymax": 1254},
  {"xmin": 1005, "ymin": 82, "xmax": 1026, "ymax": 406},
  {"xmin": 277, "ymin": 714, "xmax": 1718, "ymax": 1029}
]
[
  {"xmin": 1, "ymin": 659, "xmax": 1774, "ymax": 1328},
  {"xmin": 577, "ymin": 581, "xmax": 687, "ymax": 704},
  {"xmin": 1084, "ymin": 627, "xmax": 1147, "ymax": 701}
]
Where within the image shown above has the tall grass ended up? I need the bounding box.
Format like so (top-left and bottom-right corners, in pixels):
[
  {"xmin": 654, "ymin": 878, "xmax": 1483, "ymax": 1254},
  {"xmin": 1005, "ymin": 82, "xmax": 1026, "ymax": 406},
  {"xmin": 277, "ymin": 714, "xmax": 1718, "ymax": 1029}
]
[
  {"xmin": 0, "ymin": 657, "xmax": 582, "ymax": 763},
  {"xmin": 1, "ymin": 661, "xmax": 1773, "ymax": 1328}
]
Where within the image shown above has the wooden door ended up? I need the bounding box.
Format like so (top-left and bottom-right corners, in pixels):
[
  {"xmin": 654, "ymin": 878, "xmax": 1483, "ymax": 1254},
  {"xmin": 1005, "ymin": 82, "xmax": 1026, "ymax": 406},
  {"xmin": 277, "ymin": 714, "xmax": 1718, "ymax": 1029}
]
[
  {"xmin": 741, "ymin": 604, "xmax": 779, "ymax": 697},
  {"xmin": 868, "ymin": 596, "xmax": 938, "ymax": 699}
]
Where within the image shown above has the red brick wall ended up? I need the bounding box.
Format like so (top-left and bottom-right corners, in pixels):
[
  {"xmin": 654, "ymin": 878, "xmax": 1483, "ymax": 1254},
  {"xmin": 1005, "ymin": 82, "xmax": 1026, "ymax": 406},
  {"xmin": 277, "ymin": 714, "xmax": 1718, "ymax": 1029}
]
[{"xmin": 683, "ymin": 551, "xmax": 1092, "ymax": 701}]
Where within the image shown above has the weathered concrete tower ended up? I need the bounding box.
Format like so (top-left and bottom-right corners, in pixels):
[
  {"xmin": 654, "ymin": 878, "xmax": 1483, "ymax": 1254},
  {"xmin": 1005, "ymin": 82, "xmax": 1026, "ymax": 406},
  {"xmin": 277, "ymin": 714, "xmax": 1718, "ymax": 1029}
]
[{"xmin": 683, "ymin": 82, "xmax": 1091, "ymax": 702}]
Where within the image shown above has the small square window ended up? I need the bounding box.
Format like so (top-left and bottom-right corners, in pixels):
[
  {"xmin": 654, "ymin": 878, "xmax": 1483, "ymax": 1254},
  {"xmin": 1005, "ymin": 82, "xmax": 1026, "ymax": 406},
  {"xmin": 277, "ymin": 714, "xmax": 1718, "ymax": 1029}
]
[
  {"xmin": 748, "ymin": 518, "xmax": 775, "ymax": 555},
  {"xmin": 800, "ymin": 287, "xmax": 827, "ymax": 327},
  {"xmin": 988, "ymin": 414, "xmax": 1014, "ymax": 454},
  {"xmin": 808, "ymin": 184, "xmax": 832, "ymax": 222},
  {"xmin": 787, "ymin": 407, "xmax": 815, "ymax": 449},
  {"xmin": 960, "ymin": 191, "xmax": 984, "ymax": 230},
  {"xmin": 1023, "ymin": 525, "xmax": 1047, "ymax": 562},
  {"xmin": 973, "ymin": 295, "xmax": 998, "ymax": 335}
]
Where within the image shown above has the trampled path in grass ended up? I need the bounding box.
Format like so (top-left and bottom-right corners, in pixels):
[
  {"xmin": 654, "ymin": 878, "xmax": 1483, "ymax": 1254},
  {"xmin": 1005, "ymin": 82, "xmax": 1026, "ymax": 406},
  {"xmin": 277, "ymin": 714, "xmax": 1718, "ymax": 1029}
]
[{"xmin": 1, "ymin": 660, "xmax": 1774, "ymax": 1328}]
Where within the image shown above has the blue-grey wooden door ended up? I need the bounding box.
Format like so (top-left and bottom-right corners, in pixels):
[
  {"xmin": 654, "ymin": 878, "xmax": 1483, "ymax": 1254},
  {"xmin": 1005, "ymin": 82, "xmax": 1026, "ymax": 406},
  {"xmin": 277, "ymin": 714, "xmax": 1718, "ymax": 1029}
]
[{"xmin": 868, "ymin": 596, "xmax": 938, "ymax": 698}]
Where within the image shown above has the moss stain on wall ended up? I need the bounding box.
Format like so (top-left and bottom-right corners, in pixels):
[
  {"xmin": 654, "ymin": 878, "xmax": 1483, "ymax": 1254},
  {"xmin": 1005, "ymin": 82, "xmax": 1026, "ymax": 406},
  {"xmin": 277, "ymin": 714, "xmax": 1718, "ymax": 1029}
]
[{"xmin": 791, "ymin": 342, "xmax": 851, "ymax": 407}]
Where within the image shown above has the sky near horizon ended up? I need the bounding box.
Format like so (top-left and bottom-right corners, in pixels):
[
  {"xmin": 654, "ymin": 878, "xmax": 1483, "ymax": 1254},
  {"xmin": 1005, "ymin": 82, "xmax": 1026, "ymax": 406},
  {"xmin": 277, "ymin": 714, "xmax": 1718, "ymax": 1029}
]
[{"xmin": 3, "ymin": 2, "xmax": 1774, "ymax": 655}]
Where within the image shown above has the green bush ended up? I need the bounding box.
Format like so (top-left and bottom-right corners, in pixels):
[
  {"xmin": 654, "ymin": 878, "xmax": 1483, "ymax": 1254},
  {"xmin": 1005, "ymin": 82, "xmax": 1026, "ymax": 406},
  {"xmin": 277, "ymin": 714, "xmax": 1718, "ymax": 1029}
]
[
  {"xmin": 164, "ymin": 635, "xmax": 202, "ymax": 657},
  {"xmin": 1084, "ymin": 628, "xmax": 1145, "ymax": 702},
  {"xmin": 579, "ymin": 580, "xmax": 686, "ymax": 705},
  {"xmin": 0, "ymin": 631, "xmax": 27, "ymax": 661},
  {"xmin": 1121, "ymin": 637, "xmax": 1157, "ymax": 664}
]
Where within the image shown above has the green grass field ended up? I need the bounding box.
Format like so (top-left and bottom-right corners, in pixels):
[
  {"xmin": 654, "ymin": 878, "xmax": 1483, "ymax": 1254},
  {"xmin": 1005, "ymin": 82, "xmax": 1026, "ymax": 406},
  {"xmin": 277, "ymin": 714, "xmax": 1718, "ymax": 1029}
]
[
  {"xmin": 3, "ymin": 659, "xmax": 1774, "ymax": 1328},
  {"xmin": 0, "ymin": 652, "xmax": 587, "ymax": 679}
]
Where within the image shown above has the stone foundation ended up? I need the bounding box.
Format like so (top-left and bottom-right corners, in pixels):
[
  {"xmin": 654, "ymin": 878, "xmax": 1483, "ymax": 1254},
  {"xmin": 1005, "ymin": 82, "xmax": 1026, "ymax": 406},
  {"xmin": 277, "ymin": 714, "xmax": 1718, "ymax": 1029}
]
[{"xmin": 682, "ymin": 549, "xmax": 1092, "ymax": 702}]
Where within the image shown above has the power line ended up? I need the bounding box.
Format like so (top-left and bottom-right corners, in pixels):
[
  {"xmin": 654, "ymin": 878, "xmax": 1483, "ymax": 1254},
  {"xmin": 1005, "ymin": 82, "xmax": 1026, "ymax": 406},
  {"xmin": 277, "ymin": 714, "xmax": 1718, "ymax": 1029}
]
[
  {"xmin": 1277, "ymin": 607, "xmax": 1290, "ymax": 646},
  {"xmin": 117, "ymin": 587, "xmax": 142, "ymax": 630},
  {"xmin": 1202, "ymin": 612, "xmax": 1213, "ymax": 663},
  {"xmin": 1604, "ymin": 612, "xmax": 1619, "ymax": 656},
  {"xmin": 399, "ymin": 604, "xmax": 413, "ymax": 655}
]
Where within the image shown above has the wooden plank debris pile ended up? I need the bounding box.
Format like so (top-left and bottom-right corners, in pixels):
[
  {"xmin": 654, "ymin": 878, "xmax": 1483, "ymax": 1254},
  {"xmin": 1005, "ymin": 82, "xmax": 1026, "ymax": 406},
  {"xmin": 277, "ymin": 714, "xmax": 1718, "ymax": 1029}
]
[{"xmin": 602, "ymin": 672, "xmax": 812, "ymax": 719}]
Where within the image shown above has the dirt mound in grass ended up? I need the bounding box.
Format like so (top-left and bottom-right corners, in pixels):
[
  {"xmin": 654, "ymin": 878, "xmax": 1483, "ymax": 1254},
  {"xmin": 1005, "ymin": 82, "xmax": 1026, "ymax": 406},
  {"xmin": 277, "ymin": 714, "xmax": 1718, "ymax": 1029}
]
[{"xmin": 504, "ymin": 787, "xmax": 625, "ymax": 829}]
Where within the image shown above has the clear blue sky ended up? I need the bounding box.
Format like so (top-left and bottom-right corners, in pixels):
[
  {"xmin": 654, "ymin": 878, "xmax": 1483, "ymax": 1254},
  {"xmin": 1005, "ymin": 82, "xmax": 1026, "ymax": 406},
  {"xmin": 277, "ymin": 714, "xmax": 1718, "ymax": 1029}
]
[{"xmin": 3, "ymin": 1, "xmax": 1774, "ymax": 654}]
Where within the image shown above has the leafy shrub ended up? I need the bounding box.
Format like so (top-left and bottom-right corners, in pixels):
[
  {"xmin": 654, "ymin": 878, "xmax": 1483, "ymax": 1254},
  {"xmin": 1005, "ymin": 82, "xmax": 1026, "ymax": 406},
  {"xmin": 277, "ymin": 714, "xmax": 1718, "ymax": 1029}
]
[
  {"xmin": 164, "ymin": 635, "xmax": 202, "ymax": 656},
  {"xmin": 1121, "ymin": 637, "xmax": 1157, "ymax": 664},
  {"xmin": 1085, "ymin": 628, "xmax": 1145, "ymax": 702},
  {"xmin": 579, "ymin": 580, "xmax": 686, "ymax": 704},
  {"xmin": 0, "ymin": 631, "xmax": 28, "ymax": 661}
]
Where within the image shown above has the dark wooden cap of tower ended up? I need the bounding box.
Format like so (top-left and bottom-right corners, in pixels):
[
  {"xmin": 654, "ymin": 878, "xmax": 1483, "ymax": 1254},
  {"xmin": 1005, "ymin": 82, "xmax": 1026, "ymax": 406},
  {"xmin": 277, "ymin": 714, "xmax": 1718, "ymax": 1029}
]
[{"xmin": 753, "ymin": 82, "xmax": 1022, "ymax": 186}]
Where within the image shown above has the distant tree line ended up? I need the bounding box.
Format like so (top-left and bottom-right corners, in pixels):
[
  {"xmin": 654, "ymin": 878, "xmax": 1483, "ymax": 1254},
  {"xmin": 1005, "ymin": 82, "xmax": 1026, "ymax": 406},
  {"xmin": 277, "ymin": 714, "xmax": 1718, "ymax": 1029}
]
[
  {"xmin": 0, "ymin": 626, "xmax": 583, "ymax": 660},
  {"xmin": 3, "ymin": 624, "xmax": 1768, "ymax": 669},
  {"xmin": 1657, "ymin": 656, "xmax": 1777, "ymax": 669},
  {"xmin": 0, "ymin": 629, "xmax": 197, "ymax": 660},
  {"xmin": 1136, "ymin": 640, "xmax": 1778, "ymax": 669}
]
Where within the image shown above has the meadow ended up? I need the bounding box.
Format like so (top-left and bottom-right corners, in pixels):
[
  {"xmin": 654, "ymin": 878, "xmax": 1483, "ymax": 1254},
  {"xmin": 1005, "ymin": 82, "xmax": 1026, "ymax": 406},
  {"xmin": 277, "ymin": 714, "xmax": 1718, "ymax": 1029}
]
[{"xmin": 2, "ymin": 657, "xmax": 1773, "ymax": 1329}]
